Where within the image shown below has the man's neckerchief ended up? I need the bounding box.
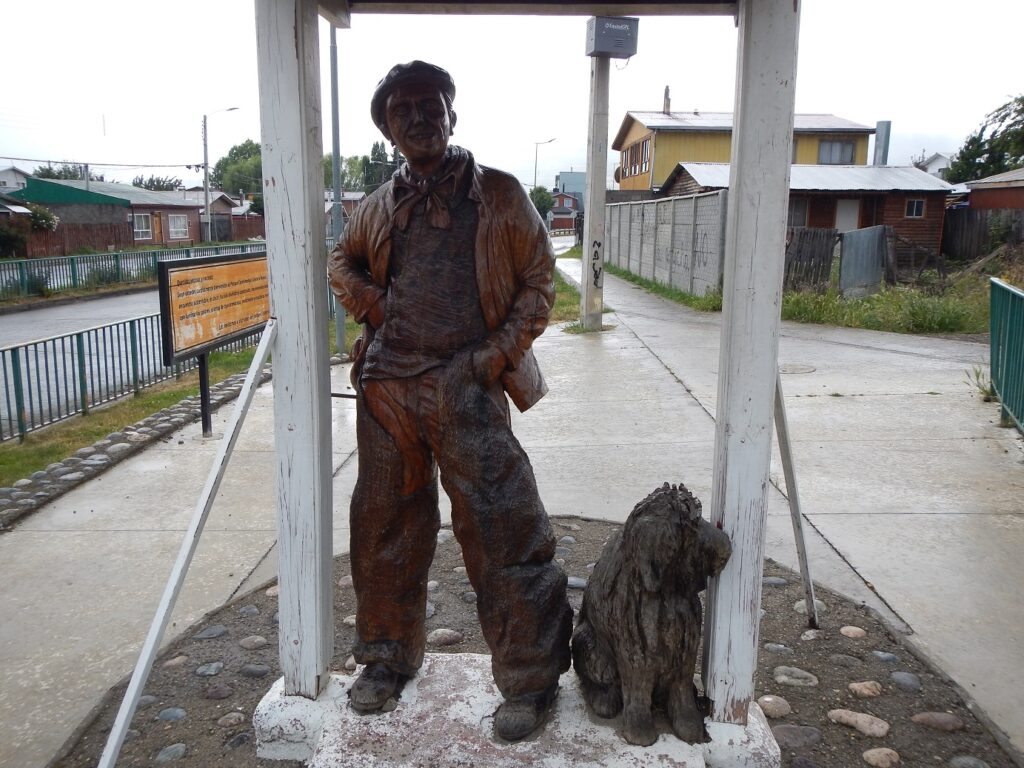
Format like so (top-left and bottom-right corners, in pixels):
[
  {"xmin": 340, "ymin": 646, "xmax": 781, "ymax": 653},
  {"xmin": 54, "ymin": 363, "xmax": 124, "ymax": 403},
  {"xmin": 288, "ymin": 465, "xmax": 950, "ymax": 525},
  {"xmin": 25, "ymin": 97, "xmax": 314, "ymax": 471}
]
[{"xmin": 391, "ymin": 146, "xmax": 472, "ymax": 231}]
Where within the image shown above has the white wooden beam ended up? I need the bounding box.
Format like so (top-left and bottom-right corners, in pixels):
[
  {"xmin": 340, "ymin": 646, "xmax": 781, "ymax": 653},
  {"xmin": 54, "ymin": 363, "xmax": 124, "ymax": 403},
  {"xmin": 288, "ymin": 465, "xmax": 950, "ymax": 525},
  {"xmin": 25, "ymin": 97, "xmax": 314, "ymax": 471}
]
[
  {"xmin": 345, "ymin": 3, "xmax": 736, "ymax": 16},
  {"xmin": 581, "ymin": 54, "xmax": 609, "ymax": 331},
  {"xmin": 255, "ymin": 0, "xmax": 334, "ymax": 699},
  {"xmin": 702, "ymin": 0, "xmax": 800, "ymax": 726},
  {"xmin": 319, "ymin": 0, "xmax": 351, "ymax": 28}
]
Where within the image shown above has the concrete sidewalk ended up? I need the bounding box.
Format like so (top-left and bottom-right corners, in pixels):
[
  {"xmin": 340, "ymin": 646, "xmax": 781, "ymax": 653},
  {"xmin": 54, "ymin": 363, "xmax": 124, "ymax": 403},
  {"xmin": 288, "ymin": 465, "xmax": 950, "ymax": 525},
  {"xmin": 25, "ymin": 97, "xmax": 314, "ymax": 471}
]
[{"xmin": 1, "ymin": 263, "xmax": 1021, "ymax": 767}]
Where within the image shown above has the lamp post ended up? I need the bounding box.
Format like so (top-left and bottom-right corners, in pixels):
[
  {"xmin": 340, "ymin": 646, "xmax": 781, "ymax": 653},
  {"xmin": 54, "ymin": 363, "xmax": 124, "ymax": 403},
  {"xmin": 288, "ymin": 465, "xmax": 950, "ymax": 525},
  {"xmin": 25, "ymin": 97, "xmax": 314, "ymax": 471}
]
[
  {"xmin": 533, "ymin": 137, "xmax": 555, "ymax": 190},
  {"xmin": 203, "ymin": 107, "xmax": 238, "ymax": 242}
]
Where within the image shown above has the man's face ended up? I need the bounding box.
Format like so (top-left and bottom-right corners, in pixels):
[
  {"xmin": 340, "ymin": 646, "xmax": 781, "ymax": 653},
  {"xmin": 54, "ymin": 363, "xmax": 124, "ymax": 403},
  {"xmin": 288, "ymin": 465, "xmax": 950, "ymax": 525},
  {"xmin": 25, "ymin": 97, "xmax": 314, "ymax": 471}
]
[{"xmin": 384, "ymin": 82, "xmax": 453, "ymax": 168}]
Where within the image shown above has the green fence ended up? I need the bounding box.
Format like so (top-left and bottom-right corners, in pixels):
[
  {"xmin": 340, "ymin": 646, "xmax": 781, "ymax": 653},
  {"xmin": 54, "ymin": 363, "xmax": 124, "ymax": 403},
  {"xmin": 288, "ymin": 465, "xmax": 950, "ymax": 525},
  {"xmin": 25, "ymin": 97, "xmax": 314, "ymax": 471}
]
[
  {"xmin": 0, "ymin": 242, "xmax": 267, "ymax": 300},
  {"xmin": 990, "ymin": 278, "xmax": 1024, "ymax": 435},
  {"xmin": 0, "ymin": 315, "xmax": 262, "ymax": 442}
]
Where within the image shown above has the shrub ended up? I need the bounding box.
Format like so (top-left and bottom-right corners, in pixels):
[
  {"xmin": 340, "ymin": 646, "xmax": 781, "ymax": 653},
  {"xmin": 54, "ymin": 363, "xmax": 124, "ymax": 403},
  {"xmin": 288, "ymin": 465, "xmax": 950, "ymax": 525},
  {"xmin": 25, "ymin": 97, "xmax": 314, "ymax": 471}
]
[
  {"xmin": 85, "ymin": 264, "xmax": 121, "ymax": 287},
  {"xmin": 0, "ymin": 224, "xmax": 28, "ymax": 258},
  {"xmin": 26, "ymin": 203, "xmax": 59, "ymax": 232}
]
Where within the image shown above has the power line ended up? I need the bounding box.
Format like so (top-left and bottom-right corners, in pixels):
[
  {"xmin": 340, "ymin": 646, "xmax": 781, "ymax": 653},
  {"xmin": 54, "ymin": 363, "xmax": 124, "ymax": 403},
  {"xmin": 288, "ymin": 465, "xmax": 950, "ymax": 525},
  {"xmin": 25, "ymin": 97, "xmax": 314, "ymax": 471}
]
[{"xmin": 0, "ymin": 154, "xmax": 202, "ymax": 170}]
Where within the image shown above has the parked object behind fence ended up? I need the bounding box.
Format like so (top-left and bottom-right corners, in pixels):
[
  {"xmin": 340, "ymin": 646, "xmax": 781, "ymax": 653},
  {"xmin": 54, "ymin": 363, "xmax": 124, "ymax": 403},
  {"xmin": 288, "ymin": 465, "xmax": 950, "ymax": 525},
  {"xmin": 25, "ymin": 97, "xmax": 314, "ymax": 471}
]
[{"xmin": 571, "ymin": 482, "xmax": 732, "ymax": 746}]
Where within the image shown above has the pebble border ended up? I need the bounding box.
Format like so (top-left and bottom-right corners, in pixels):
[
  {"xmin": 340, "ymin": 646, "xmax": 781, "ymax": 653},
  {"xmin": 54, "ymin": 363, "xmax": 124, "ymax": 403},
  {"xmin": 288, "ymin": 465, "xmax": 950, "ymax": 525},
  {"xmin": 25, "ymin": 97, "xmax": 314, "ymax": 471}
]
[{"xmin": 0, "ymin": 366, "xmax": 280, "ymax": 531}]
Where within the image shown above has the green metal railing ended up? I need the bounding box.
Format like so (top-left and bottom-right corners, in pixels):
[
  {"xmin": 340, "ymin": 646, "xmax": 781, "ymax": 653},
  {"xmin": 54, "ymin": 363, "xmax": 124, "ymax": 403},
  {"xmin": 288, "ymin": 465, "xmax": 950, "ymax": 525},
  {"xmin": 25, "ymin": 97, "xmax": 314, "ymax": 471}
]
[
  {"xmin": 990, "ymin": 278, "xmax": 1024, "ymax": 435},
  {"xmin": 0, "ymin": 316, "xmax": 261, "ymax": 442},
  {"xmin": 0, "ymin": 242, "xmax": 267, "ymax": 300}
]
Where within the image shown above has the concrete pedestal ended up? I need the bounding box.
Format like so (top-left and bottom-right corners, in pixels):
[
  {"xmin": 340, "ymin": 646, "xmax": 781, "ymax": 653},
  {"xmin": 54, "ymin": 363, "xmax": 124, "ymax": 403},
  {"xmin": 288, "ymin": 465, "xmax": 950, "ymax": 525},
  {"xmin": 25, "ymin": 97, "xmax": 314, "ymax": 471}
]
[{"xmin": 254, "ymin": 653, "xmax": 777, "ymax": 767}]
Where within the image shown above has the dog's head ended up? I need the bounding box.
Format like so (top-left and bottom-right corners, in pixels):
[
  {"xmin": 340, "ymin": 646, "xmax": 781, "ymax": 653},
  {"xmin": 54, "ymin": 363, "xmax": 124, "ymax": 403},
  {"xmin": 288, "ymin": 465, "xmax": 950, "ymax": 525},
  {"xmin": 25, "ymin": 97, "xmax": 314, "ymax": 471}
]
[{"xmin": 622, "ymin": 483, "xmax": 732, "ymax": 594}]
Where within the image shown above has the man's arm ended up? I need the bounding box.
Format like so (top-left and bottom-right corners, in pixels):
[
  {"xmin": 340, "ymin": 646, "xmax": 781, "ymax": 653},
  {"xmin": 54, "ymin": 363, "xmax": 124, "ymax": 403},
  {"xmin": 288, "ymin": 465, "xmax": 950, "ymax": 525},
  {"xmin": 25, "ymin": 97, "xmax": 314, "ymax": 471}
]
[{"xmin": 327, "ymin": 203, "xmax": 386, "ymax": 328}]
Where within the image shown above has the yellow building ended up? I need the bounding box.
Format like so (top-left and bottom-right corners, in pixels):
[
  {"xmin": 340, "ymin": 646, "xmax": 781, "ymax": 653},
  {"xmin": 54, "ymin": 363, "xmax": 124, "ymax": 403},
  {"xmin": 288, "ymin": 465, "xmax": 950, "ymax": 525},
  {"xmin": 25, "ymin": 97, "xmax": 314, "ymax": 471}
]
[{"xmin": 612, "ymin": 109, "xmax": 875, "ymax": 192}]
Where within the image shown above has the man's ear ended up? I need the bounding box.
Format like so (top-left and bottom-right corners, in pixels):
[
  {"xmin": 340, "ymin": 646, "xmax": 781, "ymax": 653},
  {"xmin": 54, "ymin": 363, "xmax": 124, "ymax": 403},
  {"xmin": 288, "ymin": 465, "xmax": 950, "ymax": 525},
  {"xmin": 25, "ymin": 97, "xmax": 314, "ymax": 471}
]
[{"xmin": 449, "ymin": 108, "xmax": 457, "ymax": 135}]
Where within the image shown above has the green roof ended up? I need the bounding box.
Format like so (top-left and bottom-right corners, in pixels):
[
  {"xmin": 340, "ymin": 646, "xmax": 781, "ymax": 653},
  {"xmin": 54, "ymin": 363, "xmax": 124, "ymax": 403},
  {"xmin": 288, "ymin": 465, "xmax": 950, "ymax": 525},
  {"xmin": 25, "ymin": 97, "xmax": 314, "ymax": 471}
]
[{"xmin": 12, "ymin": 179, "xmax": 207, "ymax": 208}]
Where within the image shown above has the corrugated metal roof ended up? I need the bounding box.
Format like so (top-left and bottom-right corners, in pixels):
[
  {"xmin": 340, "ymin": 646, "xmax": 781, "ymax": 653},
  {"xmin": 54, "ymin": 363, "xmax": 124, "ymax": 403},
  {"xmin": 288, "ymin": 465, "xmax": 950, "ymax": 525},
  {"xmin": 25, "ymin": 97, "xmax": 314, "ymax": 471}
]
[
  {"xmin": 675, "ymin": 163, "xmax": 954, "ymax": 192},
  {"xmin": 42, "ymin": 180, "xmax": 205, "ymax": 208},
  {"xmin": 627, "ymin": 111, "xmax": 873, "ymax": 133},
  {"xmin": 966, "ymin": 167, "xmax": 1024, "ymax": 187}
]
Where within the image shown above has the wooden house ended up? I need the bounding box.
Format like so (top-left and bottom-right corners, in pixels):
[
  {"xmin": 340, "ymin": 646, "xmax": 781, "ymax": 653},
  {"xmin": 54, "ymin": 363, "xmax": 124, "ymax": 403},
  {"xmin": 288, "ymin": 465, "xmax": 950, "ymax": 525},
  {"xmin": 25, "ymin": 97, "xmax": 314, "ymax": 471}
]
[
  {"xmin": 613, "ymin": 95, "xmax": 874, "ymax": 192},
  {"xmin": 549, "ymin": 190, "xmax": 580, "ymax": 230},
  {"xmin": 967, "ymin": 167, "xmax": 1024, "ymax": 210},
  {"xmin": 661, "ymin": 162, "xmax": 952, "ymax": 261}
]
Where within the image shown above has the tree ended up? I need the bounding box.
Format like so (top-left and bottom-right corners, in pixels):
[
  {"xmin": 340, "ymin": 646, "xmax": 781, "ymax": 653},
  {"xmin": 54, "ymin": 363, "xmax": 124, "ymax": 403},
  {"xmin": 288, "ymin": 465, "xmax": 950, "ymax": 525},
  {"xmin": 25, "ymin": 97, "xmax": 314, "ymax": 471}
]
[
  {"xmin": 33, "ymin": 163, "xmax": 104, "ymax": 181},
  {"xmin": 529, "ymin": 186, "xmax": 553, "ymax": 220},
  {"xmin": 210, "ymin": 139, "xmax": 261, "ymax": 190},
  {"xmin": 946, "ymin": 94, "xmax": 1024, "ymax": 183},
  {"xmin": 132, "ymin": 174, "xmax": 181, "ymax": 191}
]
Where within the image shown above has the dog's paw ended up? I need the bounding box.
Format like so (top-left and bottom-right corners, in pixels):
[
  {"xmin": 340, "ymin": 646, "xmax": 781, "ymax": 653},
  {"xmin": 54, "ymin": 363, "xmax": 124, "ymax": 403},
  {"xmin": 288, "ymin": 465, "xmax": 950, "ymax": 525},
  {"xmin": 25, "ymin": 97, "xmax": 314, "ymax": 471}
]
[
  {"xmin": 587, "ymin": 685, "xmax": 623, "ymax": 719},
  {"xmin": 622, "ymin": 712, "xmax": 658, "ymax": 747}
]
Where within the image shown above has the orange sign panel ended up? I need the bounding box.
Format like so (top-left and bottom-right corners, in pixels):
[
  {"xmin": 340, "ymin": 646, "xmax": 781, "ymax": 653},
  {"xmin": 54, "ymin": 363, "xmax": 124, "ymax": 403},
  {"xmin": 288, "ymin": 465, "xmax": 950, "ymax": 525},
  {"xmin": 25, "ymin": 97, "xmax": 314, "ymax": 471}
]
[{"xmin": 161, "ymin": 256, "xmax": 269, "ymax": 361}]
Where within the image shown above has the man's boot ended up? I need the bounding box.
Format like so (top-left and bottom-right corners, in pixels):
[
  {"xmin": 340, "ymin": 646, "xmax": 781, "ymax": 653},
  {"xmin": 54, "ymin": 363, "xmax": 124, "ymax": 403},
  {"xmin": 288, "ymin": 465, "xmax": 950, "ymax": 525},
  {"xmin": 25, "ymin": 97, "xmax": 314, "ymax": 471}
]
[
  {"xmin": 494, "ymin": 684, "xmax": 559, "ymax": 741},
  {"xmin": 349, "ymin": 663, "xmax": 406, "ymax": 713}
]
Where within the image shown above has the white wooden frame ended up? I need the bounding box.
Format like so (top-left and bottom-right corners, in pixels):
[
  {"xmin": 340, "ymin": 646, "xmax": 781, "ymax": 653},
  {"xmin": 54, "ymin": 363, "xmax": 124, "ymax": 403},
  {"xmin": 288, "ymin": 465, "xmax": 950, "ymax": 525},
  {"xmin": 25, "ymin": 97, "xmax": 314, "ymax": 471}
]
[{"xmin": 257, "ymin": 0, "xmax": 799, "ymax": 742}]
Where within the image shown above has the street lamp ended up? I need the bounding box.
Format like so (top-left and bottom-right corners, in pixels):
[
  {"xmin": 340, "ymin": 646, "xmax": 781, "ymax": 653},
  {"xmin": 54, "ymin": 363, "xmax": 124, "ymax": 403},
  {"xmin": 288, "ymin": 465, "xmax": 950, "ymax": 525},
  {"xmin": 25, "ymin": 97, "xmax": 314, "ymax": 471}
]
[
  {"xmin": 203, "ymin": 107, "xmax": 238, "ymax": 242},
  {"xmin": 533, "ymin": 137, "xmax": 556, "ymax": 190}
]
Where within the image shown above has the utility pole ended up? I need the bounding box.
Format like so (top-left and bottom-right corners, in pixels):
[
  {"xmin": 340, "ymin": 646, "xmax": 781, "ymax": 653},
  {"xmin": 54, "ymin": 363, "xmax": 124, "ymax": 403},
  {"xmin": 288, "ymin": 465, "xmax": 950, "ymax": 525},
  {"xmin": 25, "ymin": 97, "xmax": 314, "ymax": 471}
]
[{"xmin": 580, "ymin": 55, "xmax": 609, "ymax": 331}]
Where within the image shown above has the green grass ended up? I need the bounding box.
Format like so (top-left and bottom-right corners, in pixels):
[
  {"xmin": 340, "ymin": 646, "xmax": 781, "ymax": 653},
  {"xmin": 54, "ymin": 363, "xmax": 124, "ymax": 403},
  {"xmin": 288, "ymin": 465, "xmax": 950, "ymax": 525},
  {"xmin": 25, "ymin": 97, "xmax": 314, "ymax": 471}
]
[
  {"xmin": 605, "ymin": 263, "xmax": 723, "ymax": 312},
  {"xmin": 552, "ymin": 270, "xmax": 581, "ymax": 323}
]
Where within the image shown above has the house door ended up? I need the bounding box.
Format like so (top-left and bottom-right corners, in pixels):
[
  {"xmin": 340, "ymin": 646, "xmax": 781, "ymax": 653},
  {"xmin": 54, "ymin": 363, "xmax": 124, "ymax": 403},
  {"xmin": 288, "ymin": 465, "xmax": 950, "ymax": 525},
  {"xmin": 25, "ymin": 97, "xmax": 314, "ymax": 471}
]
[
  {"xmin": 835, "ymin": 199, "xmax": 860, "ymax": 232},
  {"xmin": 152, "ymin": 212, "xmax": 163, "ymax": 244}
]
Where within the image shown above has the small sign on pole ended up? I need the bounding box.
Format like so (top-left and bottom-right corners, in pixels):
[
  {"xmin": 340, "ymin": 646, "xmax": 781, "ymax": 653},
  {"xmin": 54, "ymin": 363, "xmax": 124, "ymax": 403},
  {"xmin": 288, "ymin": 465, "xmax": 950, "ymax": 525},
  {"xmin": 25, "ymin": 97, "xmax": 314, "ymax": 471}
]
[{"xmin": 158, "ymin": 252, "xmax": 270, "ymax": 436}]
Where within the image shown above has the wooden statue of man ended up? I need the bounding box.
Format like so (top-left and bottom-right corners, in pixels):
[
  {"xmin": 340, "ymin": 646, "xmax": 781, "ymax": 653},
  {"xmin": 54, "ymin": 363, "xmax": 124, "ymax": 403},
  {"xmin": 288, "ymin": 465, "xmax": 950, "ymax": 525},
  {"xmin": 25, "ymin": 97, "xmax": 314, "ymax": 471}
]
[{"xmin": 328, "ymin": 60, "xmax": 572, "ymax": 741}]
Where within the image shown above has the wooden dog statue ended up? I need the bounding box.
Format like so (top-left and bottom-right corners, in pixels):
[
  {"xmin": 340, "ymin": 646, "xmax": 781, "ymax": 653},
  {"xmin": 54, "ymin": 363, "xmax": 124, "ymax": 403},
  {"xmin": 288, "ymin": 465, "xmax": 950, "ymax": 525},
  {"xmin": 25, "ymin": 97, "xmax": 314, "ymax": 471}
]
[{"xmin": 571, "ymin": 483, "xmax": 731, "ymax": 746}]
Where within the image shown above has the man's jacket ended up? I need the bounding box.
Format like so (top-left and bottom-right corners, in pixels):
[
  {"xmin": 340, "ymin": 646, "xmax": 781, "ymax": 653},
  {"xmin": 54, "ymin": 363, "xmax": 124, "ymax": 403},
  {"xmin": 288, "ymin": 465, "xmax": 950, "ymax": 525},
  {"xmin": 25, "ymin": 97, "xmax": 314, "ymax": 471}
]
[{"xmin": 328, "ymin": 155, "xmax": 555, "ymax": 412}]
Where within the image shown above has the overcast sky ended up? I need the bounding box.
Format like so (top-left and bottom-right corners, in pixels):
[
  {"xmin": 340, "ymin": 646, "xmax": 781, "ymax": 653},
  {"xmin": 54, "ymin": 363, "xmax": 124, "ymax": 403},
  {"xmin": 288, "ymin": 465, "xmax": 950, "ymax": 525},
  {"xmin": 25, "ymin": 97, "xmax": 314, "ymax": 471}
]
[{"xmin": 1, "ymin": 1, "xmax": 1021, "ymax": 190}]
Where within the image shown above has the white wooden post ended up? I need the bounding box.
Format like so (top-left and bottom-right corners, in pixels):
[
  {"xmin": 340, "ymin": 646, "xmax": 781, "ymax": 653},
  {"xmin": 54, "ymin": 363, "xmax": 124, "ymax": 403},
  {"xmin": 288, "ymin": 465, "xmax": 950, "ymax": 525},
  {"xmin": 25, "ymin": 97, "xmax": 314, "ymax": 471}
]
[
  {"xmin": 703, "ymin": 0, "xmax": 801, "ymax": 726},
  {"xmin": 581, "ymin": 54, "xmax": 609, "ymax": 331},
  {"xmin": 255, "ymin": 0, "xmax": 333, "ymax": 698}
]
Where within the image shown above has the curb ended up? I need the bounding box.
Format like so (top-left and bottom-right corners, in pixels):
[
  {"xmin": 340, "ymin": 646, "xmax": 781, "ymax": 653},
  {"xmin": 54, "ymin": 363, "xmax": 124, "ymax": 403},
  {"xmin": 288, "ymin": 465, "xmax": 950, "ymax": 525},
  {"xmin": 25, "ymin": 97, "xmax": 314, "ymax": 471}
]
[
  {"xmin": 0, "ymin": 368, "xmax": 271, "ymax": 532},
  {"xmin": 0, "ymin": 283, "xmax": 157, "ymax": 316}
]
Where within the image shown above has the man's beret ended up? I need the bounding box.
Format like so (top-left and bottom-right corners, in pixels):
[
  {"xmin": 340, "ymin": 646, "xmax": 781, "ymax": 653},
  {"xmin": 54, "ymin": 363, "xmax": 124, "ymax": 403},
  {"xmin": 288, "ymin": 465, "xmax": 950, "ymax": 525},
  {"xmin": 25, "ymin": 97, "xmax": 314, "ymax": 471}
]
[{"xmin": 370, "ymin": 61, "xmax": 456, "ymax": 131}]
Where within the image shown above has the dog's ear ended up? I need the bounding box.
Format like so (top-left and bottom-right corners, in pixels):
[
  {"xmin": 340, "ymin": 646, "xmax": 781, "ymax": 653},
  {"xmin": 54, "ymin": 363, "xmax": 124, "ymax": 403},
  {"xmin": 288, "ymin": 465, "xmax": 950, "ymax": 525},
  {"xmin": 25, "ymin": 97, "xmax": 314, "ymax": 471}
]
[
  {"xmin": 699, "ymin": 523, "xmax": 732, "ymax": 578},
  {"xmin": 625, "ymin": 515, "xmax": 678, "ymax": 593}
]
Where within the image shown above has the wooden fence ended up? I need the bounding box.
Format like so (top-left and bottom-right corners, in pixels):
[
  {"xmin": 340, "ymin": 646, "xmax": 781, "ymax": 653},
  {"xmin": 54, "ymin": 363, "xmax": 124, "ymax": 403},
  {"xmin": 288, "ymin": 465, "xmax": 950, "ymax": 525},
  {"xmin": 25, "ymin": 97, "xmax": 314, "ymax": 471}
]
[
  {"xmin": 27, "ymin": 223, "xmax": 135, "ymax": 258},
  {"xmin": 231, "ymin": 216, "xmax": 266, "ymax": 241},
  {"xmin": 943, "ymin": 208, "xmax": 1024, "ymax": 262},
  {"xmin": 784, "ymin": 227, "xmax": 837, "ymax": 291}
]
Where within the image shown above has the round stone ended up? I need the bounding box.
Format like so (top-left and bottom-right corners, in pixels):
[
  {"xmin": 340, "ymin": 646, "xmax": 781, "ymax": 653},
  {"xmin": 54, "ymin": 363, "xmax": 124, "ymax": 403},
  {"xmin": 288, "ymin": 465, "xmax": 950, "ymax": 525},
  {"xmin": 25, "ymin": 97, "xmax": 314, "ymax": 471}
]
[
  {"xmin": 155, "ymin": 743, "xmax": 187, "ymax": 762},
  {"xmin": 437, "ymin": 530, "xmax": 455, "ymax": 544},
  {"xmin": 205, "ymin": 682, "xmax": 234, "ymax": 700},
  {"xmin": 841, "ymin": 625, "xmax": 867, "ymax": 638},
  {"xmin": 12, "ymin": 479, "xmax": 33, "ymax": 489},
  {"xmin": 195, "ymin": 662, "xmax": 224, "ymax": 677},
  {"xmin": 343, "ymin": 655, "xmax": 357, "ymax": 672},
  {"xmin": 453, "ymin": 565, "xmax": 468, "ymax": 576},
  {"xmin": 225, "ymin": 731, "xmax": 252, "ymax": 749},
  {"xmin": 890, "ymin": 671, "xmax": 922, "ymax": 692},
  {"xmin": 137, "ymin": 694, "xmax": 158, "ymax": 709},
  {"xmin": 238, "ymin": 605, "xmax": 259, "ymax": 617},
  {"xmin": 828, "ymin": 708, "xmax": 890, "ymax": 737},
  {"xmin": 762, "ymin": 576, "xmax": 788, "ymax": 587},
  {"xmin": 427, "ymin": 580, "xmax": 440, "ymax": 592},
  {"xmin": 425, "ymin": 601, "xmax": 436, "ymax": 619},
  {"xmin": 239, "ymin": 635, "xmax": 268, "ymax": 650},
  {"xmin": 60, "ymin": 472, "xmax": 86, "ymax": 482},
  {"xmin": 757, "ymin": 695, "xmax": 791, "ymax": 718},
  {"xmin": 558, "ymin": 535, "xmax": 577, "ymax": 546},
  {"xmin": 771, "ymin": 724, "xmax": 821, "ymax": 749},
  {"xmin": 801, "ymin": 629, "xmax": 824, "ymax": 641},
  {"xmin": 193, "ymin": 624, "xmax": 227, "ymax": 640},
  {"xmin": 265, "ymin": 584, "xmax": 279, "ymax": 597},
  {"xmin": 912, "ymin": 711, "xmax": 965, "ymax": 731},
  {"xmin": 75, "ymin": 447, "xmax": 97, "ymax": 458},
  {"xmin": 240, "ymin": 663, "xmax": 272, "ymax": 678},
  {"xmin": 555, "ymin": 546, "xmax": 571, "ymax": 558},
  {"xmin": 567, "ymin": 576, "xmax": 588, "ymax": 590},
  {"xmin": 163, "ymin": 655, "xmax": 189, "ymax": 669},
  {"xmin": 106, "ymin": 432, "xmax": 126, "ymax": 442},
  {"xmin": 849, "ymin": 680, "xmax": 883, "ymax": 698},
  {"xmin": 773, "ymin": 666, "xmax": 818, "ymax": 687},
  {"xmin": 872, "ymin": 650, "xmax": 899, "ymax": 663},
  {"xmin": 50, "ymin": 466, "xmax": 75, "ymax": 478},
  {"xmin": 863, "ymin": 748, "xmax": 901, "ymax": 767},
  {"xmin": 763, "ymin": 643, "xmax": 793, "ymax": 655},
  {"xmin": 338, "ymin": 574, "xmax": 353, "ymax": 588},
  {"xmin": 830, "ymin": 653, "xmax": 861, "ymax": 667},
  {"xmin": 461, "ymin": 591, "xmax": 477, "ymax": 604},
  {"xmin": 157, "ymin": 707, "xmax": 186, "ymax": 722},
  {"xmin": 124, "ymin": 729, "xmax": 141, "ymax": 742},
  {"xmin": 949, "ymin": 757, "xmax": 991, "ymax": 768},
  {"xmin": 107, "ymin": 443, "xmax": 133, "ymax": 458},
  {"xmin": 343, "ymin": 614, "xmax": 357, "ymax": 627},
  {"xmin": 30, "ymin": 471, "xmax": 48, "ymax": 481},
  {"xmin": 427, "ymin": 628, "xmax": 463, "ymax": 647},
  {"xmin": 793, "ymin": 598, "xmax": 826, "ymax": 614},
  {"xmin": 218, "ymin": 711, "xmax": 246, "ymax": 727}
]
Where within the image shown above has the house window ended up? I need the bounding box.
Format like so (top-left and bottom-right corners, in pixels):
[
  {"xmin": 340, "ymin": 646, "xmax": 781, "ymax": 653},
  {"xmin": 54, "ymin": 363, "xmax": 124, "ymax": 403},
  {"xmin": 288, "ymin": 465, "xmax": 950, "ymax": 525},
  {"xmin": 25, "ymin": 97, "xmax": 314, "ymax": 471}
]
[
  {"xmin": 641, "ymin": 138, "xmax": 650, "ymax": 173},
  {"xmin": 818, "ymin": 140, "xmax": 855, "ymax": 164},
  {"xmin": 905, "ymin": 199, "xmax": 925, "ymax": 218},
  {"xmin": 0, "ymin": 180, "xmax": 6, "ymax": 187},
  {"xmin": 787, "ymin": 197, "xmax": 809, "ymax": 227},
  {"xmin": 168, "ymin": 214, "xmax": 189, "ymax": 239},
  {"xmin": 133, "ymin": 213, "xmax": 152, "ymax": 240}
]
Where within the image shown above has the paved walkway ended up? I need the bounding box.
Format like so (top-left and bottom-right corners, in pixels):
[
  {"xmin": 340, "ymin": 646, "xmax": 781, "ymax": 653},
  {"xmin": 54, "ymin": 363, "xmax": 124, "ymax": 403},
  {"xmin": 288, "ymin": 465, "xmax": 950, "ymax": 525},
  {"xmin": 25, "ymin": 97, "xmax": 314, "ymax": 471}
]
[{"xmin": 0, "ymin": 263, "xmax": 1021, "ymax": 767}]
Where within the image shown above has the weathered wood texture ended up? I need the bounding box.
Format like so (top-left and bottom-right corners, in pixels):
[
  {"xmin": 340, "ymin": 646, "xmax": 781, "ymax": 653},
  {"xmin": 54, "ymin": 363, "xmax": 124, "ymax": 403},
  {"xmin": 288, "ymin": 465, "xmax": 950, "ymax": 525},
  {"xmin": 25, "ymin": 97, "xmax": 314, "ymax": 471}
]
[
  {"xmin": 703, "ymin": 0, "xmax": 800, "ymax": 726},
  {"xmin": 784, "ymin": 227, "xmax": 836, "ymax": 291},
  {"xmin": 581, "ymin": 55, "xmax": 609, "ymax": 331},
  {"xmin": 943, "ymin": 207, "xmax": 1024, "ymax": 261},
  {"xmin": 256, "ymin": 0, "xmax": 334, "ymax": 699}
]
